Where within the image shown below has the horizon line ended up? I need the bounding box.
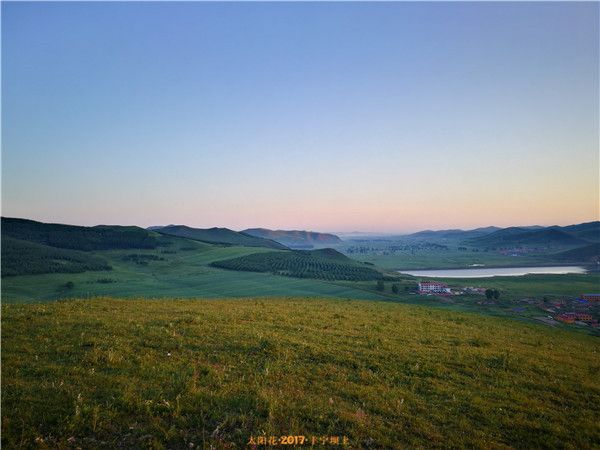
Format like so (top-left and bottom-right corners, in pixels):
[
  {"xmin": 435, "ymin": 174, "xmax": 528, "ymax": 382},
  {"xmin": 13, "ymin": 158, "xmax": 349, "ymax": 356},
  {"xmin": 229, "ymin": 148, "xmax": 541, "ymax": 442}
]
[{"xmin": 2, "ymin": 215, "xmax": 598, "ymax": 236}]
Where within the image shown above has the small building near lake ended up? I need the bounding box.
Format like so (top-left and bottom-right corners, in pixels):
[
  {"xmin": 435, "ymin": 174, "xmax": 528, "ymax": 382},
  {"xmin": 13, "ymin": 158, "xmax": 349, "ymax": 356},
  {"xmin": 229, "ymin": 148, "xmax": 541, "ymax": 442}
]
[{"xmin": 418, "ymin": 281, "xmax": 451, "ymax": 295}]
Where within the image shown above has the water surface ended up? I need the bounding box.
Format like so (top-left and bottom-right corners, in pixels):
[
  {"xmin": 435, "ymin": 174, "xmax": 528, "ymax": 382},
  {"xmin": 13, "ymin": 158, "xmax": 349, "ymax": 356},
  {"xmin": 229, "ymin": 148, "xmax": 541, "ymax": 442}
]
[{"xmin": 399, "ymin": 266, "xmax": 587, "ymax": 278}]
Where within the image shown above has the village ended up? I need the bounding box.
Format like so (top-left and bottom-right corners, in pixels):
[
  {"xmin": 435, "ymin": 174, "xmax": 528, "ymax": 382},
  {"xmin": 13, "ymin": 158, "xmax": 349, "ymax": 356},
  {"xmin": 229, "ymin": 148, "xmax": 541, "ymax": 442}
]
[{"xmin": 417, "ymin": 281, "xmax": 600, "ymax": 329}]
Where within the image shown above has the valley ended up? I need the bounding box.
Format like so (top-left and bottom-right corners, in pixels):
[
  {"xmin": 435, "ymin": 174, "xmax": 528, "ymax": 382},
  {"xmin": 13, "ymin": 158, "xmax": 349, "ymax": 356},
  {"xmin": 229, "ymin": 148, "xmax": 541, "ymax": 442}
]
[
  {"xmin": 3, "ymin": 3, "xmax": 598, "ymax": 448},
  {"xmin": 1, "ymin": 217, "xmax": 599, "ymax": 449}
]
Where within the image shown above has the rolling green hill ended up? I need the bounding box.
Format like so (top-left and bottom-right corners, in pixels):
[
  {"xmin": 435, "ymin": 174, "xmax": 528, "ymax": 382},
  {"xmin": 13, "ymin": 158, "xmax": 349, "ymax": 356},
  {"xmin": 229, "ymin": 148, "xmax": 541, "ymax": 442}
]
[
  {"xmin": 157, "ymin": 225, "xmax": 287, "ymax": 249},
  {"xmin": 552, "ymin": 243, "xmax": 600, "ymax": 263},
  {"xmin": 561, "ymin": 221, "xmax": 600, "ymax": 242},
  {"xmin": 211, "ymin": 248, "xmax": 383, "ymax": 281},
  {"xmin": 404, "ymin": 222, "xmax": 599, "ymax": 247},
  {"xmin": 2, "ymin": 297, "xmax": 598, "ymax": 449},
  {"xmin": 1, "ymin": 235, "xmax": 388, "ymax": 303},
  {"xmin": 1, "ymin": 236, "xmax": 111, "ymax": 277},
  {"xmin": 1, "ymin": 218, "xmax": 389, "ymax": 302},
  {"xmin": 406, "ymin": 226, "xmax": 501, "ymax": 240},
  {"xmin": 466, "ymin": 227, "xmax": 589, "ymax": 248},
  {"xmin": 2, "ymin": 217, "xmax": 161, "ymax": 251},
  {"xmin": 242, "ymin": 228, "xmax": 342, "ymax": 248}
]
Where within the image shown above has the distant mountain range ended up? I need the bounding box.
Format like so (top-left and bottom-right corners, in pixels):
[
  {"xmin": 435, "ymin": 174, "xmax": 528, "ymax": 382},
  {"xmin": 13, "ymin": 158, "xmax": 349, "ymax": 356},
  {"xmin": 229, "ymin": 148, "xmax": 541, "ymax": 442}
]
[
  {"xmin": 465, "ymin": 222, "xmax": 599, "ymax": 248},
  {"xmin": 153, "ymin": 225, "xmax": 287, "ymax": 250},
  {"xmin": 2, "ymin": 217, "xmax": 598, "ymax": 280},
  {"xmin": 241, "ymin": 228, "xmax": 342, "ymax": 248},
  {"xmin": 406, "ymin": 226, "xmax": 502, "ymax": 240},
  {"xmin": 148, "ymin": 221, "xmax": 599, "ymax": 249},
  {"xmin": 0, "ymin": 218, "xmax": 382, "ymax": 283},
  {"xmin": 400, "ymin": 221, "xmax": 599, "ymax": 247}
]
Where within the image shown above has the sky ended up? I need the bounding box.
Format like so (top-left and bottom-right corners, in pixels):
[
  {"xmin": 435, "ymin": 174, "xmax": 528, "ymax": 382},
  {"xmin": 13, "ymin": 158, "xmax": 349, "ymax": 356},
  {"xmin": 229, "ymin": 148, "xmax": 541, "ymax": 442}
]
[{"xmin": 2, "ymin": 2, "xmax": 598, "ymax": 233}]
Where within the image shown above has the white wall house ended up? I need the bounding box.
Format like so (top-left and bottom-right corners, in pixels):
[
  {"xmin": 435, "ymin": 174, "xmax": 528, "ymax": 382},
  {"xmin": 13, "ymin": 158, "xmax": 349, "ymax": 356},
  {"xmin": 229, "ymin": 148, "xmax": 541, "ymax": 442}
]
[{"xmin": 418, "ymin": 281, "xmax": 451, "ymax": 294}]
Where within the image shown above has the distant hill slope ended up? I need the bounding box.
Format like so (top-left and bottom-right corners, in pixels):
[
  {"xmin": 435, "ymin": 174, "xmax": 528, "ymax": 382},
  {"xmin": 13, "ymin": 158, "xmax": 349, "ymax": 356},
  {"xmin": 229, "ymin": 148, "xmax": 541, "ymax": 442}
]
[
  {"xmin": 406, "ymin": 227, "xmax": 502, "ymax": 240},
  {"xmin": 242, "ymin": 228, "xmax": 342, "ymax": 248},
  {"xmin": 560, "ymin": 221, "xmax": 600, "ymax": 242},
  {"xmin": 1, "ymin": 217, "xmax": 162, "ymax": 251},
  {"xmin": 211, "ymin": 248, "xmax": 382, "ymax": 281},
  {"xmin": 404, "ymin": 222, "xmax": 599, "ymax": 244},
  {"xmin": 466, "ymin": 227, "xmax": 589, "ymax": 248},
  {"xmin": 552, "ymin": 243, "xmax": 600, "ymax": 263},
  {"xmin": 157, "ymin": 225, "xmax": 287, "ymax": 250},
  {"xmin": 1, "ymin": 236, "xmax": 111, "ymax": 277}
]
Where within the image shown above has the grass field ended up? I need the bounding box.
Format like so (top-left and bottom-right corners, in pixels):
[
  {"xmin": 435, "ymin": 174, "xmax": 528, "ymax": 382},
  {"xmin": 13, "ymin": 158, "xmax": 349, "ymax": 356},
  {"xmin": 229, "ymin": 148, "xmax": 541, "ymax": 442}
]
[
  {"xmin": 337, "ymin": 232, "xmax": 598, "ymax": 270},
  {"xmin": 2, "ymin": 297, "xmax": 599, "ymax": 449},
  {"xmin": 430, "ymin": 273, "xmax": 600, "ymax": 298},
  {"xmin": 347, "ymin": 248, "xmax": 558, "ymax": 270},
  {"xmin": 1, "ymin": 244, "xmax": 387, "ymax": 303},
  {"xmin": 337, "ymin": 273, "xmax": 600, "ymax": 336},
  {"xmin": 353, "ymin": 273, "xmax": 600, "ymax": 301}
]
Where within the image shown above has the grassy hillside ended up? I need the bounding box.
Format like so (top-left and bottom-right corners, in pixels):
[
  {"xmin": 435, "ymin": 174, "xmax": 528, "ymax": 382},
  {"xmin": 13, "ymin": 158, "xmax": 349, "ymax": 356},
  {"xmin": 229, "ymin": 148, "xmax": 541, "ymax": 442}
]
[
  {"xmin": 2, "ymin": 219, "xmax": 390, "ymax": 302},
  {"xmin": 428, "ymin": 273, "xmax": 600, "ymax": 298},
  {"xmin": 242, "ymin": 228, "xmax": 342, "ymax": 248},
  {"xmin": 466, "ymin": 227, "xmax": 588, "ymax": 248},
  {"xmin": 561, "ymin": 221, "xmax": 600, "ymax": 241},
  {"xmin": 157, "ymin": 225, "xmax": 287, "ymax": 249},
  {"xmin": 2, "ymin": 298, "xmax": 599, "ymax": 449},
  {"xmin": 1, "ymin": 236, "xmax": 111, "ymax": 277},
  {"xmin": 211, "ymin": 249, "xmax": 383, "ymax": 281},
  {"xmin": 406, "ymin": 227, "xmax": 501, "ymax": 240},
  {"xmin": 552, "ymin": 243, "xmax": 600, "ymax": 264},
  {"xmin": 1, "ymin": 243, "xmax": 387, "ymax": 303},
  {"xmin": 343, "ymin": 244, "xmax": 555, "ymax": 270},
  {"xmin": 2, "ymin": 217, "xmax": 161, "ymax": 251},
  {"xmin": 345, "ymin": 273, "xmax": 600, "ymax": 331}
]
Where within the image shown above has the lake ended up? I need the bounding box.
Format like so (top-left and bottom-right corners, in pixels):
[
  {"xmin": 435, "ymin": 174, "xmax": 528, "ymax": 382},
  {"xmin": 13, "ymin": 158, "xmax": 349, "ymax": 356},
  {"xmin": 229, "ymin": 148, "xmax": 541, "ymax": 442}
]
[{"xmin": 399, "ymin": 266, "xmax": 587, "ymax": 278}]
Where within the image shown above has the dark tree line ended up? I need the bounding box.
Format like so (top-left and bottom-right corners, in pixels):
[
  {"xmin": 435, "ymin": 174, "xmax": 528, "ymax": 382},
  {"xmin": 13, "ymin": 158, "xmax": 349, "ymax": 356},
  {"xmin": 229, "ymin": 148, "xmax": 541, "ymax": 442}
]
[
  {"xmin": 2, "ymin": 217, "xmax": 161, "ymax": 251},
  {"xmin": 212, "ymin": 251, "xmax": 383, "ymax": 281},
  {"xmin": 485, "ymin": 289, "xmax": 501, "ymax": 300},
  {"xmin": 2, "ymin": 236, "xmax": 111, "ymax": 277}
]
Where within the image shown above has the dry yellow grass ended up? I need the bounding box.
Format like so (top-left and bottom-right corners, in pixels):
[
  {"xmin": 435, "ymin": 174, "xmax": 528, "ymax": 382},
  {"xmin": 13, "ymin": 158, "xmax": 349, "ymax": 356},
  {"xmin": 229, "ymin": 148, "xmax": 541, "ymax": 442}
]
[{"xmin": 2, "ymin": 297, "xmax": 599, "ymax": 449}]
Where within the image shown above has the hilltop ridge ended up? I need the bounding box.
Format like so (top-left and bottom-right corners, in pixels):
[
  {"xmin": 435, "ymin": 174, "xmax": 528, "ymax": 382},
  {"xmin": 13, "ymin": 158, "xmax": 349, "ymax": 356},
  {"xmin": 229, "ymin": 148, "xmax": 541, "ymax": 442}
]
[
  {"xmin": 157, "ymin": 225, "xmax": 287, "ymax": 249},
  {"xmin": 242, "ymin": 228, "xmax": 342, "ymax": 248}
]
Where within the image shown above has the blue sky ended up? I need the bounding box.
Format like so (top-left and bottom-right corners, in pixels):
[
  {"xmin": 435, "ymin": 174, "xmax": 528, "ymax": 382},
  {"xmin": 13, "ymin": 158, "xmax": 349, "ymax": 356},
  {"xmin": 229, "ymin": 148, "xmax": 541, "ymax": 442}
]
[{"xmin": 2, "ymin": 2, "xmax": 598, "ymax": 232}]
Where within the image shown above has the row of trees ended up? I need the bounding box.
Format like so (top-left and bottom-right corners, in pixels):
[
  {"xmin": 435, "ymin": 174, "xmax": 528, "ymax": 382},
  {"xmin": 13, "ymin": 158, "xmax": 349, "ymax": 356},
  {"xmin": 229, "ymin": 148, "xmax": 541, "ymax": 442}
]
[
  {"xmin": 2, "ymin": 236, "xmax": 111, "ymax": 277},
  {"xmin": 485, "ymin": 289, "xmax": 501, "ymax": 300},
  {"xmin": 212, "ymin": 251, "xmax": 383, "ymax": 281},
  {"xmin": 376, "ymin": 281, "xmax": 415, "ymax": 293},
  {"xmin": 2, "ymin": 218, "xmax": 161, "ymax": 252}
]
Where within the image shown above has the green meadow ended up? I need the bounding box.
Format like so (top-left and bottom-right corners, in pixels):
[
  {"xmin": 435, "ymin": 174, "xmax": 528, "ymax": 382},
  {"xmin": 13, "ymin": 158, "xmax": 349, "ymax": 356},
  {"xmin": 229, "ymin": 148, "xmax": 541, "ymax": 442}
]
[
  {"xmin": 2, "ymin": 218, "xmax": 599, "ymax": 449},
  {"xmin": 2, "ymin": 297, "xmax": 599, "ymax": 449},
  {"xmin": 1, "ymin": 244, "xmax": 387, "ymax": 303},
  {"xmin": 352, "ymin": 273, "xmax": 600, "ymax": 302},
  {"xmin": 431, "ymin": 273, "xmax": 600, "ymax": 298},
  {"xmin": 351, "ymin": 248, "xmax": 552, "ymax": 270}
]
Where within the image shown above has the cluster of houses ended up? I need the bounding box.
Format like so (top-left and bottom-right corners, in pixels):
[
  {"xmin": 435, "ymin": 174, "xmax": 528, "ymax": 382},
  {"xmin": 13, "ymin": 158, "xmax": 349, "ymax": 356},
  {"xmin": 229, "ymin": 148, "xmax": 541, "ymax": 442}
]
[
  {"xmin": 417, "ymin": 281, "xmax": 487, "ymax": 296},
  {"xmin": 549, "ymin": 293, "xmax": 599, "ymax": 328},
  {"xmin": 416, "ymin": 283, "xmax": 599, "ymax": 329},
  {"xmin": 580, "ymin": 293, "xmax": 600, "ymax": 303},
  {"xmin": 555, "ymin": 312, "xmax": 597, "ymax": 327}
]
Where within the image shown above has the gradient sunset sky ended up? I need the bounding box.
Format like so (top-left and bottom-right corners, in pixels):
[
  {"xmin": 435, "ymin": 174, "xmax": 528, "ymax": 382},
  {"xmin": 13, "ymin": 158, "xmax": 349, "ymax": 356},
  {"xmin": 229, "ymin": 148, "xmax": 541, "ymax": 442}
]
[{"xmin": 2, "ymin": 2, "xmax": 598, "ymax": 233}]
